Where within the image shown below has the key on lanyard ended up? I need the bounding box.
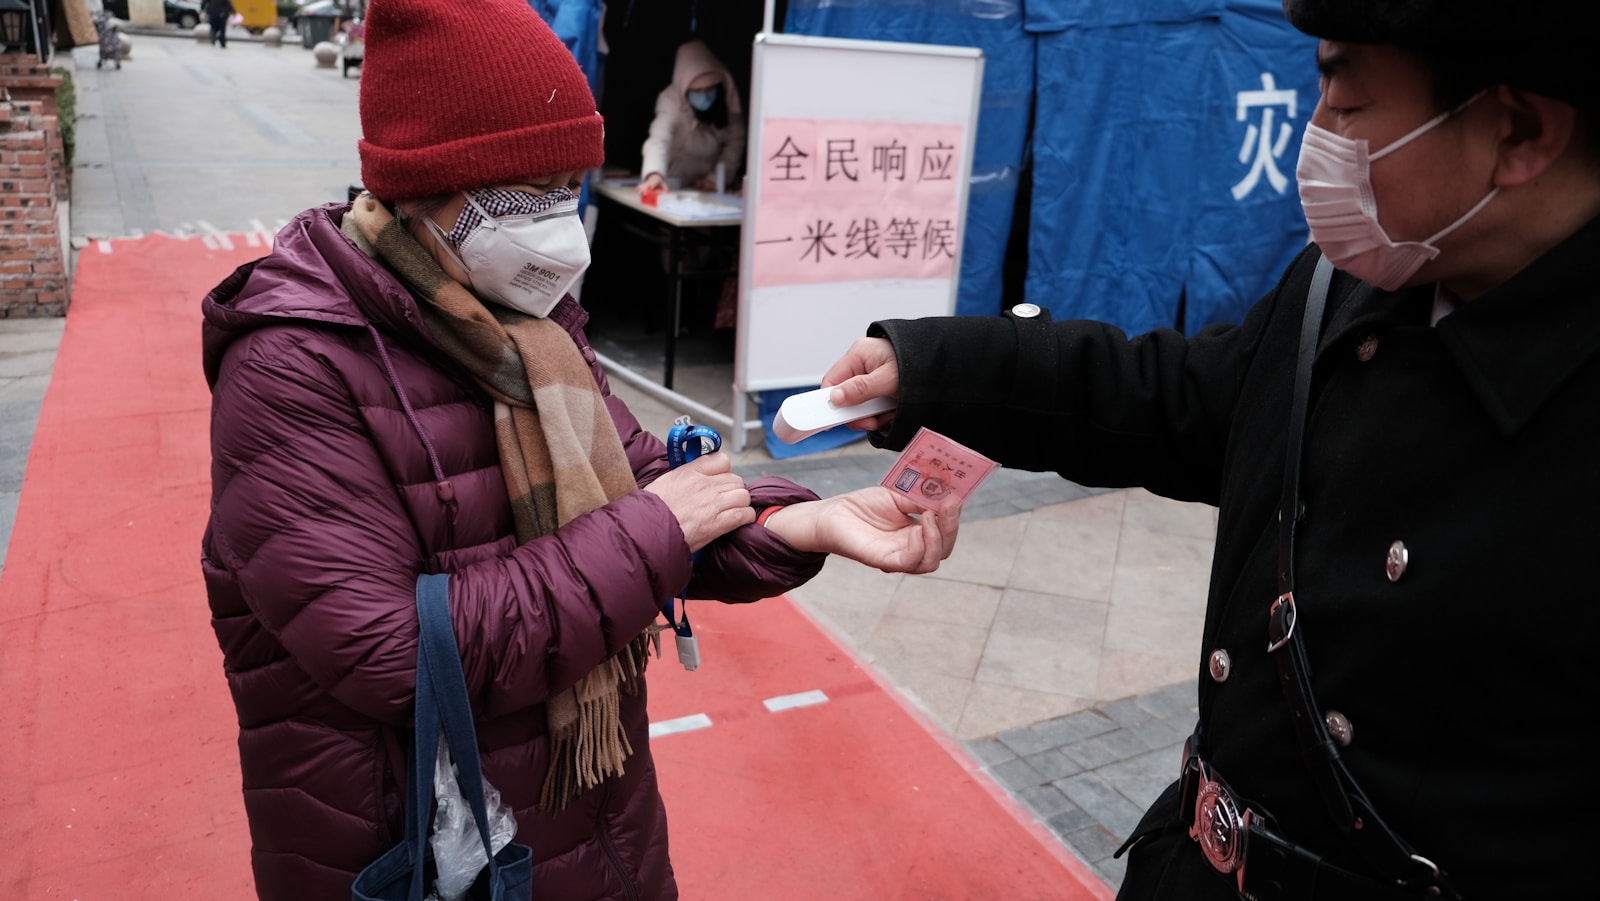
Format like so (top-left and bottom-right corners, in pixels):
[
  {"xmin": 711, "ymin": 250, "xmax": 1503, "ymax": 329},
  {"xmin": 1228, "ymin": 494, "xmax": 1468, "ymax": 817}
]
[{"xmin": 658, "ymin": 418, "xmax": 722, "ymax": 671}]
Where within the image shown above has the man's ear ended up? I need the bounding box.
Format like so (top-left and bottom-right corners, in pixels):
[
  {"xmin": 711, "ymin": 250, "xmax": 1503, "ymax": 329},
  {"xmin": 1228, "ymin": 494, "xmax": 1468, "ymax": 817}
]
[{"xmin": 1493, "ymin": 85, "xmax": 1580, "ymax": 188}]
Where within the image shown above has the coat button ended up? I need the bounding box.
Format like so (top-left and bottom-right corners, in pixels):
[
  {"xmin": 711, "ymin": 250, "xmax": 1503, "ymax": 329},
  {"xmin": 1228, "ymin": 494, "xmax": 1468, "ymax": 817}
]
[
  {"xmin": 1324, "ymin": 710, "xmax": 1354, "ymax": 747},
  {"xmin": 1208, "ymin": 648, "xmax": 1231, "ymax": 683},
  {"xmin": 1010, "ymin": 303, "xmax": 1041, "ymax": 319},
  {"xmin": 1355, "ymin": 333, "xmax": 1379, "ymax": 361},
  {"xmin": 1386, "ymin": 540, "xmax": 1409, "ymax": 582},
  {"xmin": 580, "ymin": 345, "xmax": 597, "ymax": 364}
]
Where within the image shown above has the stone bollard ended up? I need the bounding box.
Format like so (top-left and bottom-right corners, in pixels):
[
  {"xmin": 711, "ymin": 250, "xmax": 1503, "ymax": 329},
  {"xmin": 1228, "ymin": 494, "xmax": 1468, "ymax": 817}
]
[
  {"xmin": 262, "ymin": 26, "xmax": 283, "ymax": 47},
  {"xmin": 117, "ymin": 33, "xmax": 132, "ymax": 59},
  {"xmin": 312, "ymin": 41, "xmax": 339, "ymax": 68},
  {"xmin": 193, "ymin": 22, "xmax": 208, "ymax": 43}
]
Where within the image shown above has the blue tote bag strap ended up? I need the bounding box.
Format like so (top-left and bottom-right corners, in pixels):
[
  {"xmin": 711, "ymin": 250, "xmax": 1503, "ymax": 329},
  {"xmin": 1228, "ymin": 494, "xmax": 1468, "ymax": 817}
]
[
  {"xmin": 405, "ymin": 575, "xmax": 446, "ymax": 901},
  {"xmin": 414, "ymin": 572, "xmax": 508, "ymax": 893},
  {"xmin": 351, "ymin": 575, "xmax": 449, "ymax": 901},
  {"xmin": 352, "ymin": 574, "xmax": 532, "ymax": 901}
]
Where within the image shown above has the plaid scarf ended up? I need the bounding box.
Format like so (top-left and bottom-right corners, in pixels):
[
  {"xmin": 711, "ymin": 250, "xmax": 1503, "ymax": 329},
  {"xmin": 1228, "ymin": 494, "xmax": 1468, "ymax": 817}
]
[{"xmin": 344, "ymin": 194, "xmax": 652, "ymax": 811}]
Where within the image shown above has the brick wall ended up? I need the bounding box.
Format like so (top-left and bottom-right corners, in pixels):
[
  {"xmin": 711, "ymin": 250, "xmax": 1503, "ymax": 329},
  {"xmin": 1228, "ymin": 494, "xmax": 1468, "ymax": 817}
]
[{"xmin": 0, "ymin": 57, "xmax": 68, "ymax": 318}]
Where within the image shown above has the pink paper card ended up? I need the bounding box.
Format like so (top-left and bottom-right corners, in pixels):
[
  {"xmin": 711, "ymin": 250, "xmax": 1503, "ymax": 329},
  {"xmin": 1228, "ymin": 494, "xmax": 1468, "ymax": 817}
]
[{"xmin": 880, "ymin": 427, "xmax": 998, "ymax": 511}]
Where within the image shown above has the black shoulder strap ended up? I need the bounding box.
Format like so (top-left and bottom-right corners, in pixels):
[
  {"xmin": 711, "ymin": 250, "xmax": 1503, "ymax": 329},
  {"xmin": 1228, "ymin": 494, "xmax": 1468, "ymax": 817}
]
[
  {"xmin": 1275, "ymin": 256, "xmax": 1333, "ymax": 597},
  {"xmin": 1269, "ymin": 255, "xmax": 1458, "ymax": 898}
]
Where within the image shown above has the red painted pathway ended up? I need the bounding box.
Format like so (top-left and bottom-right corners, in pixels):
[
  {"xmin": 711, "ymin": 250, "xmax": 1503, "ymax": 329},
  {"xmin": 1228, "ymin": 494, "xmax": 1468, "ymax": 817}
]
[{"xmin": 0, "ymin": 233, "xmax": 1111, "ymax": 900}]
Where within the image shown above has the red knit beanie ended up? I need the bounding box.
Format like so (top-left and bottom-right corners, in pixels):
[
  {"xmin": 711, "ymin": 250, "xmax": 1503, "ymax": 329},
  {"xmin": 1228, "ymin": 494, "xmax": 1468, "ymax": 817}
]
[{"xmin": 357, "ymin": 0, "xmax": 605, "ymax": 201}]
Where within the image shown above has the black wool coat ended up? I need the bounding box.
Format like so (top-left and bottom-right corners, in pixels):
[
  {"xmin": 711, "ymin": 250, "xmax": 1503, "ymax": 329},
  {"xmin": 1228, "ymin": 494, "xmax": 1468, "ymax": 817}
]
[{"xmin": 870, "ymin": 216, "xmax": 1600, "ymax": 901}]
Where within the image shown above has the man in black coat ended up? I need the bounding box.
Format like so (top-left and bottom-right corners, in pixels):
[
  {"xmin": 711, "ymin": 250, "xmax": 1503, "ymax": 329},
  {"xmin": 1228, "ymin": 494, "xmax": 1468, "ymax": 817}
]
[{"xmin": 821, "ymin": 1, "xmax": 1599, "ymax": 899}]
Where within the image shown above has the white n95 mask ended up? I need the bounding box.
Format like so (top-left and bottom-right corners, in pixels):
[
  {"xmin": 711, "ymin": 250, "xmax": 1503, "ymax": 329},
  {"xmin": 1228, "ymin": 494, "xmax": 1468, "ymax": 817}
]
[
  {"xmin": 425, "ymin": 187, "xmax": 591, "ymax": 318},
  {"xmin": 1295, "ymin": 94, "xmax": 1496, "ymax": 291}
]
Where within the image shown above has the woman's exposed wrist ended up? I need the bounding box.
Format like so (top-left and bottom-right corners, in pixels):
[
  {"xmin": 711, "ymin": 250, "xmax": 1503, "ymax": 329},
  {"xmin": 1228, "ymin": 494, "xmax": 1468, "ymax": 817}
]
[{"xmin": 759, "ymin": 502, "xmax": 820, "ymax": 553}]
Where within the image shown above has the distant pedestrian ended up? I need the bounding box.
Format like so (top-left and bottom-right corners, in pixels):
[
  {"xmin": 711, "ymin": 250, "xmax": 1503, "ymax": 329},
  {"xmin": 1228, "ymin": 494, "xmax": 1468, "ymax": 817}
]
[{"xmin": 201, "ymin": 0, "xmax": 233, "ymax": 47}]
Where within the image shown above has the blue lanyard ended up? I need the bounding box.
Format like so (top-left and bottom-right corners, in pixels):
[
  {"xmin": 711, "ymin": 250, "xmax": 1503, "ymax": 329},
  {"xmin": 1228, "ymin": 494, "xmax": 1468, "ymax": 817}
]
[
  {"xmin": 663, "ymin": 420, "xmax": 722, "ymax": 640},
  {"xmin": 666, "ymin": 421, "xmax": 722, "ymax": 470}
]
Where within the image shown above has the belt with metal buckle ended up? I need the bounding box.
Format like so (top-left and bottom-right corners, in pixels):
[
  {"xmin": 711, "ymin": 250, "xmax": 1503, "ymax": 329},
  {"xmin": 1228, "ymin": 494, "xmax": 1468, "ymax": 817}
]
[
  {"xmin": 1178, "ymin": 744, "xmax": 1439, "ymax": 901},
  {"xmin": 1184, "ymin": 755, "xmax": 1249, "ymax": 883}
]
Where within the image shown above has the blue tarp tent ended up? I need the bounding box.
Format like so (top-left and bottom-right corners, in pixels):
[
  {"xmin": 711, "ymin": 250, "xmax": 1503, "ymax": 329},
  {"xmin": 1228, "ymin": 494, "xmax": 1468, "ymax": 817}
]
[
  {"xmin": 529, "ymin": 0, "xmax": 604, "ymax": 97},
  {"xmin": 530, "ymin": 0, "xmax": 604, "ymax": 217},
  {"xmin": 1025, "ymin": 0, "xmax": 1316, "ymax": 334},
  {"xmin": 786, "ymin": 0, "xmax": 1318, "ymax": 335}
]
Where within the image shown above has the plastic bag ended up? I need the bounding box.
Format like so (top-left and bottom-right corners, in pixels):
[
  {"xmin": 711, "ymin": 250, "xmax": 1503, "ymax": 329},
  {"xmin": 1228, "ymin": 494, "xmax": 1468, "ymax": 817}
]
[
  {"xmin": 428, "ymin": 735, "xmax": 518, "ymax": 901},
  {"xmin": 226, "ymin": 12, "xmax": 242, "ymax": 25}
]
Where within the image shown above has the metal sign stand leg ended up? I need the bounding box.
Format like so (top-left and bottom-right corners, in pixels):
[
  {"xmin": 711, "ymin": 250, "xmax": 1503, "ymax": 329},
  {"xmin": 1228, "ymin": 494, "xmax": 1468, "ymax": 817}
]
[{"xmin": 595, "ymin": 352, "xmax": 764, "ymax": 452}]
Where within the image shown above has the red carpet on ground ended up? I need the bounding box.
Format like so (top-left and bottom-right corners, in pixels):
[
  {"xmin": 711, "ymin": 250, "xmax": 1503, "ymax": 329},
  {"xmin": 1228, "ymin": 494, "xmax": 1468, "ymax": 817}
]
[
  {"xmin": 0, "ymin": 234, "xmax": 260, "ymax": 898},
  {"xmin": 0, "ymin": 233, "xmax": 1111, "ymax": 901}
]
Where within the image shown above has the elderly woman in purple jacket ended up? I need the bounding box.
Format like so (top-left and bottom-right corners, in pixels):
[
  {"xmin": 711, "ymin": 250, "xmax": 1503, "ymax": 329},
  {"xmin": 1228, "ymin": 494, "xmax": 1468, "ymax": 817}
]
[{"xmin": 198, "ymin": 1, "xmax": 958, "ymax": 899}]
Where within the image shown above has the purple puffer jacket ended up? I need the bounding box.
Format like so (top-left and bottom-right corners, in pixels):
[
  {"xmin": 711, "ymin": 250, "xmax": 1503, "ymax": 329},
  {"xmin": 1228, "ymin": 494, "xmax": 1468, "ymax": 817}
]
[{"xmin": 200, "ymin": 203, "xmax": 825, "ymax": 901}]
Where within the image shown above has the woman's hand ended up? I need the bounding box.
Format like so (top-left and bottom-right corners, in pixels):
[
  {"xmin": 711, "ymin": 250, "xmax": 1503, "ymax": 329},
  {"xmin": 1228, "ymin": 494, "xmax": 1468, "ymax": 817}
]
[
  {"xmin": 763, "ymin": 487, "xmax": 960, "ymax": 574},
  {"xmin": 820, "ymin": 337, "xmax": 899, "ymax": 431},
  {"xmin": 639, "ymin": 172, "xmax": 668, "ymax": 195},
  {"xmin": 642, "ymin": 453, "xmax": 754, "ymax": 552}
]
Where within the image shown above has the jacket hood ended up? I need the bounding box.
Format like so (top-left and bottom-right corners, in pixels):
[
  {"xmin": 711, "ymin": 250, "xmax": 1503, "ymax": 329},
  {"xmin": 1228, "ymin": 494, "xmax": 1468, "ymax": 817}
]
[
  {"xmin": 671, "ymin": 40, "xmax": 742, "ymax": 115},
  {"xmin": 201, "ymin": 203, "xmax": 432, "ymax": 389}
]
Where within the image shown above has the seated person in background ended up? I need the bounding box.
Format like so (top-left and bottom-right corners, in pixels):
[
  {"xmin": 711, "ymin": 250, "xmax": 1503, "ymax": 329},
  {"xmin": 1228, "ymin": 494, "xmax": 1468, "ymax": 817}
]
[{"xmin": 638, "ymin": 40, "xmax": 746, "ymax": 196}]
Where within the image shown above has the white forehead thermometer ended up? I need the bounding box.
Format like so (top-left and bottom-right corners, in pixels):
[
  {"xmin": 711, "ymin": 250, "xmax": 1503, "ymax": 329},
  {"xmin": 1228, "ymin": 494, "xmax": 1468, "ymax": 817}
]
[{"xmin": 773, "ymin": 387, "xmax": 896, "ymax": 444}]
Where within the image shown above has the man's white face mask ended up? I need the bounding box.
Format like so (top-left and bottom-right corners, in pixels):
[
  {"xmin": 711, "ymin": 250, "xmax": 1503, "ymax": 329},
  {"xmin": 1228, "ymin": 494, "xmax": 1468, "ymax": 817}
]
[
  {"xmin": 424, "ymin": 186, "xmax": 591, "ymax": 317},
  {"xmin": 1296, "ymin": 93, "xmax": 1497, "ymax": 291}
]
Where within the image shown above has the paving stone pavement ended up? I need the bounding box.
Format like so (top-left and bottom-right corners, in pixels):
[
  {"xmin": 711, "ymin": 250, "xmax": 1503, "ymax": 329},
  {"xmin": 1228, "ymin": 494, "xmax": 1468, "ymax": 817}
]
[
  {"xmin": 969, "ymin": 681, "xmax": 1198, "ymax": 885},
  {"xmin": 0, "ymin": 319, "xmax": 65, "ymax": 576}
]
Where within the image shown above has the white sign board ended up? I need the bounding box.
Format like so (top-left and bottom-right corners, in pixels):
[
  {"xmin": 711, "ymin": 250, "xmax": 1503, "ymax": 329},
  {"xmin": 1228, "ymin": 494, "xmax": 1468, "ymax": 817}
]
[{"xmin": 735, "ymin": 33, "xmax": 983, "ymax": 393}]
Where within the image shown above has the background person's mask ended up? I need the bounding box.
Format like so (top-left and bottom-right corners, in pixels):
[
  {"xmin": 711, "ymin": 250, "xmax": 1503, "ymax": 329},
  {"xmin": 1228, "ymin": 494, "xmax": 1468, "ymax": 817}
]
[
  {"xmin": 686, "ymin": 86, "xmax": 720, "ymax": 112},
  {"xmin": 425, "ymin": 187, "xmax": 591, "ymax": 317},
  {"xmin": 1295, "ymin": 94, "xmax": 1496, "ymax": 291}
]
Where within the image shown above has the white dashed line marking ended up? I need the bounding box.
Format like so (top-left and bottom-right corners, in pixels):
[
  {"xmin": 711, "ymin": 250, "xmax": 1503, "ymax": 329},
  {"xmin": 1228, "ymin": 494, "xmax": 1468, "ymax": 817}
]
[
  {"xmin": 763, "ymin": 690, "xmax": 829, "ymax": 712},
  {"xmin": 198, "ymin": 221, "xmax": 234, "ymax": 251},
  {"xmin": 649, "ymin": 713, "xmax": 713, "ymax": 739},
  {"xmin": 650, "ymin": 688, "xmax": 835, "ymax": 739}
]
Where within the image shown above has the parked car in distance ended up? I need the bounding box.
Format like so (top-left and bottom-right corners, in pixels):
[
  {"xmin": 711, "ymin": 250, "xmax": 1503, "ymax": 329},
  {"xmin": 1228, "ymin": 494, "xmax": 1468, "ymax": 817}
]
[{"xmin": 102, "ymin": 0, "xmax": 203, "ymax": 29}]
